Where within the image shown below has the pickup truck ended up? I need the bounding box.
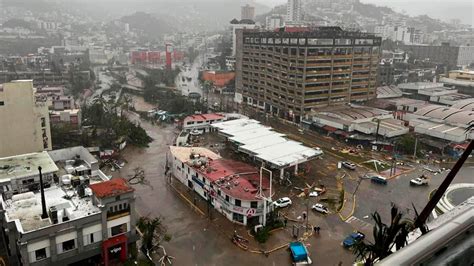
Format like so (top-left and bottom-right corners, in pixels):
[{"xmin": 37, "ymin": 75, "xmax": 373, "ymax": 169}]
[{"xmin": 410, "ymin": 176, "xmax": 429, "ymax": 186}]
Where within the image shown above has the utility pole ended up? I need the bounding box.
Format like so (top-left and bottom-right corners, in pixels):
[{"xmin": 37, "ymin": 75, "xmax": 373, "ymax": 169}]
[{"xmin": 413, "ymin": 137, "xmax": 418, "ymax": 159}]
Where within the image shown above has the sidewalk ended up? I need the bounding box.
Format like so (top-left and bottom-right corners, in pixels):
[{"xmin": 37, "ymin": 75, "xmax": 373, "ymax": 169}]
[{"xmin": 338, "ymin": 192, "xmax": 356, "ymax": 221}]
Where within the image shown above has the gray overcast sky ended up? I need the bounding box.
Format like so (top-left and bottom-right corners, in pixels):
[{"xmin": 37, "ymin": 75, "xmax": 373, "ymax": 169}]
[{"xmin": 255, "ymin": 0, "xmax": 473, "ymax": 26}]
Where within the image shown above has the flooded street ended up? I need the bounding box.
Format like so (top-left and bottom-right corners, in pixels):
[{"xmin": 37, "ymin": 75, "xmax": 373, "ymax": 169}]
[{"xmin": 112, "ymin": 111, "xmax": 354, "ymax": 265}]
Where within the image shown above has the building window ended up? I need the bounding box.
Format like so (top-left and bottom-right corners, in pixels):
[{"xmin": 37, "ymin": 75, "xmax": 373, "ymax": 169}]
[
  {"xmin": 235, "ymin": 199, "xmax": 241, "ymax": 207},
  {"xmin": 41, "ymin": 117, "xmax": 46, "ymax": 128},
  {"xmin": 61, "ymin": 239, "xmax": 76, "ymax": 252},
  {"xmin": 0, "ymin": 101, "xmax": 4, "ymax": 106},
  {"xmin": 111, "ymin": 223, "xmax": 128, "ymax": 236},
  {"xmin": 35, "ymin": 248, "xmax": 47, "ymax": 261},
  {"xmin": 225, "ymin": 195, "xmax": 230, "ymax": 202},
  {"xmin": 84, "ymin": 231, "xmax": 102, "ymax": 246},
  {"xmin": 251, "ymin": 201, "xmax": 258, "ymax": 208}
]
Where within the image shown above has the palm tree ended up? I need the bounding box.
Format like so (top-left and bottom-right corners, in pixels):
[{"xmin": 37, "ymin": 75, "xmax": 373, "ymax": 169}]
[
  {"xmin": 354, "ymin": 126, "xmax": 473, "ymax": 265},
  {"xmin": 353, "ymin": 205, "xmax": 414, "ymax": 265},
  {"xmin": 137, "ymin": 216, "xmax": 162, "ymax": 255}
]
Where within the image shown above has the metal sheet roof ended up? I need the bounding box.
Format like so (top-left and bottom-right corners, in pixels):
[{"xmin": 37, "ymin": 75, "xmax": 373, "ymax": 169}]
[{"xmin": 212, "ymin": 119, "xmax": 323, "ymax": 168}]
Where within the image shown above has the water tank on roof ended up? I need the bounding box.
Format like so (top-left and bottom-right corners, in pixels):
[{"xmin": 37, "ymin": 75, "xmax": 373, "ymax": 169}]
[
  {"xmin": 11, "ymin": 192, "xmax": 35, "ymax": 202},
  {"xmin": 61, "ymin": 174, "xmax": 72, "ymax": 186}
]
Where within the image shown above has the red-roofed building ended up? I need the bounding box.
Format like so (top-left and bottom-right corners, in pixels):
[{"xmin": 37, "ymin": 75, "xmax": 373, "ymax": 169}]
[
  {"xmin": 89, "ymin": 178, "xmax": 134, "ymax": 199},
  {"xmin": 183, "ymin": 113, "xmax": 225, "ymax": 133},
  {"xmin": 169, "ymin": 147, "xmax": 272, "ymax": 225},
  {"xmin": 89, "ymin": 178, "xmax": 137, "ymax": 266}
]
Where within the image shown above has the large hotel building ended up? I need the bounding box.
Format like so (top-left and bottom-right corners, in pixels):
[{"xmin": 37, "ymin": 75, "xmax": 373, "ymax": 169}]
[{"xmin": 235, "ymin": 27, "xmax": 382, "ymax": 122}]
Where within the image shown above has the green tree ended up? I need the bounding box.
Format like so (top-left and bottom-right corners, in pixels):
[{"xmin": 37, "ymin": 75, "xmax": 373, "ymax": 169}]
[{"xmin": 353, "ymin": 205, "xmax": 415, "ymax": 265}]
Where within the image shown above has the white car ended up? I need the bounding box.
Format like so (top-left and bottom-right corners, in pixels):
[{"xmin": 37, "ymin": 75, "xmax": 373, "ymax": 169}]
[
  {"xmin": 311, "ymin": 203, "xmax": 329, "ymax": 214},
  {"xmin": 342, "ymin": 161, "xmax": 356, "ymax": 170},
  {"xmin": 309, "ymin": 191, "xmax": 319, "ymax": 197},
  {"xmin": 410, "ymin": 177, "xmax": 429, "ymax": 186},
  {"xmin": 272, "ymin": 197, "xmax": 292, "ymax": 208}
]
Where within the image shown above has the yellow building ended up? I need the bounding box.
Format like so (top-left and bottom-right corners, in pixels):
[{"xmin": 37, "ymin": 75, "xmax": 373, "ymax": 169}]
[
  {"xmin": 0, "ymin": 80, "xmax": 52, "ymax": 157},
  {"xmin": 446, "ymin": 69, "xmax": 474, "ymax": 81}
]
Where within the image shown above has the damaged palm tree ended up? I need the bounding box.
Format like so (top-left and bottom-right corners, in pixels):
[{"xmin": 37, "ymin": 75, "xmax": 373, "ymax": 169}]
[
  {"xmin": 353, "ymin": 204, "xmax": 416, "ymax": 265},
  {"xmin": 137, "ymin": 216, "xmax": 174, "ymax": 265}
]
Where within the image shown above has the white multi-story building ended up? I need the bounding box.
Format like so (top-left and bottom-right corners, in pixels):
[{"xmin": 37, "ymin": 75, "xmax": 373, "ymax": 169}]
[
  {"xmin": 374, "ymin": 25, "xmax": 412, "ymax": 44},
  {"xmin": 0, "ymin": 147, "xmax": 137, "ymax": 266},
  {"xmin": 0, "ymin": 80, "xmax": 52, "ymax": 157},
  {"xmin": 229, "ymin": 19, "xmax": 257, "ymax": 57},
  {"xmin": 168, "ymin": 146, "xmax": 272, "ymax": 226},
  {"xmin": 286, "ymin": 0, "xmax": 302, "ymax": 23},
  {"xmin": 266, "ymin": 14, "xmax": 285, "ymax": 30}
]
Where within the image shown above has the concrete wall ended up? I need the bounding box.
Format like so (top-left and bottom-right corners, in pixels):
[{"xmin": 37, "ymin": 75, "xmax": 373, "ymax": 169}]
[{"xmin": 0, "ymin": 80, "xmax": 52, "ymax": 157}]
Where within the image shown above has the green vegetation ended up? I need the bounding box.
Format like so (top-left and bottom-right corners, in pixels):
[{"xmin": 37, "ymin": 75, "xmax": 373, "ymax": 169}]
[
  {"xmin": 142, "ymin": 67, "xmax": 180, "ymax": 87},
  {"xmin": 51, "ymin": 95, "xmax": 152, "ymax": 149},
  {"xmin": 353, "ymin": 205, "xmax": 415, "ymax": 265},
  {"xmin": 396, "ymin": 134, "xmax": 422, "ymax": 156},
  {"xmin": 139, "ymin": 68, "xmax": 207, "ymax": 115},
  {"xmin": 251, "ymin": 212, "xmax": 284, "ymax": 243},
  {"xmin": 82, "ymin": 96, "xmax": 152, "ymax": 148}
]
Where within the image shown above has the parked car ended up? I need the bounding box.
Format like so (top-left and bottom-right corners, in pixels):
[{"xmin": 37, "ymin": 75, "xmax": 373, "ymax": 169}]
[
  {"xmin": 410, "ymin": 176, "xmax": 429, "ymax": 186},
  {"xmin": 309, "ymin": 191, "xmax": 319, "ymax": 197},
  {"xmin": 370, "ymin": 175, "xmax": 387, "ymax": 185},
  {"xmin": 311, "ymin": 203, "xmax": 329, "ymax": 214},
  {"xmin": 272, "ymin": 197, "xmax": 292, "ymax": 208},
  {"xmin": 342, "ymin": 231, "xmax": 365, "ymax": 248},
  {"xmin": 341, "ymin": 161, "xmax": 356, "ymax": 170}
]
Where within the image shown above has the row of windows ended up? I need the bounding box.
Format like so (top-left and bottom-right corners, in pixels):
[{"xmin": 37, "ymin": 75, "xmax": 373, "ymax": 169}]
[{"xmin": 244, "ymin": 37, "xmax": 378, "ymax": 46}]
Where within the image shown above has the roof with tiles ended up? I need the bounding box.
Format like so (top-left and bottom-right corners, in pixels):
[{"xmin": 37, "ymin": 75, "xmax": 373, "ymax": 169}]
[{"xmin": 89, "ymin": 178, "xmax": 134, "ymax": 199}]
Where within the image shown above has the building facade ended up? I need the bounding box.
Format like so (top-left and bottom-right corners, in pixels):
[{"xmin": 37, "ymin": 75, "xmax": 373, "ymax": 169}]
[
  {"xmin": 169, "ymin": 147, "xmax": 271, "ymax": 226},
  {"xmin": 0, "ymin": 80, "xmax": 52, "ymax": 157},
  {"xmin": 286, "ymin": 0, "xmax": 302, "ymax": 23},
  {"xmin": 235, "ymin": 27, "xmax": 381, "ymax": 122},
  {"xmin": 241, "ymin": 4, "xmax": 255, "ymax": 21},
  {"xmin": 400, "ymin": 43, "xmax": 474, "ymax": 67},
  {"xmin": 266, "ymin": 14, "xmax": 285, "ymax": 30},
  {"xmin": 0, "ymin": 147, "xmax": 137, "ymax": 266}
]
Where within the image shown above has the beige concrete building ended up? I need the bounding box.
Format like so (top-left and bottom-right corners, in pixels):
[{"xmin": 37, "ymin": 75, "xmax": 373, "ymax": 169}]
[{"xmin": 0, "ymin": 80, "xmax": 52, "ymax": 157}]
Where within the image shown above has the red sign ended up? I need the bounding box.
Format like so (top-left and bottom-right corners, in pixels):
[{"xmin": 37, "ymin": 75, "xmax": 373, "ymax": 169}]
[{"xmin": 246, "ymin": 208, "xmax": 256, "ymax": 217}]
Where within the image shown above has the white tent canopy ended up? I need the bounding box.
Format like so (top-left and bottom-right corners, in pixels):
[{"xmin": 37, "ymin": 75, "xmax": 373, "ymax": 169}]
[{"xmin": 212, "ymin": 118, "xmax": 323, "ymax": 168}]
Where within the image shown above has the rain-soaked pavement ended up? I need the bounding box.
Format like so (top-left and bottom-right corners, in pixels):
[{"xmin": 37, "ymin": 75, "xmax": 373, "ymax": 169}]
[{"xmin": 112, "ymin": 112, "xmax": 356, "ymax": 265}]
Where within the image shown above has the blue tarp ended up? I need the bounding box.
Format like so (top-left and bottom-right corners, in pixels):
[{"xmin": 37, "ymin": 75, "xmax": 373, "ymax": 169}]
[{"xmin": 290, "ymin": 242, "xmax": 307, "ymax": 262}]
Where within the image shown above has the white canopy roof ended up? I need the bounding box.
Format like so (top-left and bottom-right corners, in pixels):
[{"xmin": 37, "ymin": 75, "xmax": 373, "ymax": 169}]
[{"xmin": 212, "ymin": 119, "xmax": 323, "ymax": 168}]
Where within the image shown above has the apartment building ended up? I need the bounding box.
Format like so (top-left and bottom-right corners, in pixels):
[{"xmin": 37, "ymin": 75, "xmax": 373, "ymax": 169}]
[
  {"xmin": 168, "ymin": 146, "xmax": 271, "ymax": 226},
  {"xmin": 241, "ymin": 4, "xmax": 255, "ymax": 21},
  {"xmin": 0, "ymin": 147, "xmax": 137, "ymax": 266},
  {"xmin": 286, "ymin": 0, "xmax": 302, "ymax": 23},
  {"xmin": 0, "ymin": 80, "xmax": 52, "ymax": 157},
  {"xmin": 235, "ymin": 27, "xmax": 381, "ymax": 122}
]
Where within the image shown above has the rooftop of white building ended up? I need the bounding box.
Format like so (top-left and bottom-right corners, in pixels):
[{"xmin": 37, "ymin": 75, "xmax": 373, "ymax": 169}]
[
  {"xmin": 2, "ymin": 183, "xmax": 102, "ymax": 233},
  {"xmin": 0, "ymin": 152, "xmax": 58, "ymax": 183},
  {"xmin": 212, "ymin": 119, "xmax": 322, "ymax": 168}
]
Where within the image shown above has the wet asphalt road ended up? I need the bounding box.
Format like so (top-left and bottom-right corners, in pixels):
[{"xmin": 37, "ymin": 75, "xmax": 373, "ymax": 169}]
[{"xmin": 114, "ymin": 113, "xmax": 358, "ymax": 265}]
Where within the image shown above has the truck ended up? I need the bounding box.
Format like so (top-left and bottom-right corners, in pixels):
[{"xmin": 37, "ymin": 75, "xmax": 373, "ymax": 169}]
[{"xmin": 289, "ymin": 242, "xmax": 312, "ymax": 265}]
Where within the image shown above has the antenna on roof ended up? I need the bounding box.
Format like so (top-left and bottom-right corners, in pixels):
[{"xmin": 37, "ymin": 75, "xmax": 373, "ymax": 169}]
[{"xmin": 38, "ymin": 166, "xmax": 48, "ymax": 219}]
